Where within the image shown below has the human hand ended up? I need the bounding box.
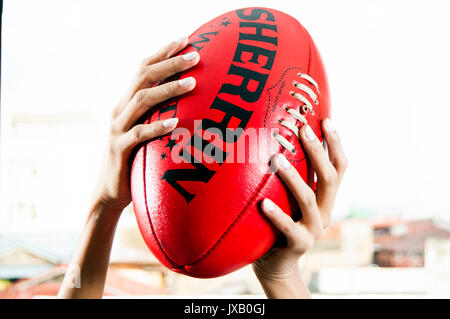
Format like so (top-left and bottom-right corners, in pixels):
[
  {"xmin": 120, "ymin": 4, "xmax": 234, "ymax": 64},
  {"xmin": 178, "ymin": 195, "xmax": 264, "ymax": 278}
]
[
  {"xmin": 91, "ymin": 37, "xmax": 200, "ymax": 216},
  {"xmin": 253, "ymin": 119, "xmax": 347, "ymax": 297},
  {"xmin": 59, "ymin": 39, "xmax": 200, "ymax": 298}
]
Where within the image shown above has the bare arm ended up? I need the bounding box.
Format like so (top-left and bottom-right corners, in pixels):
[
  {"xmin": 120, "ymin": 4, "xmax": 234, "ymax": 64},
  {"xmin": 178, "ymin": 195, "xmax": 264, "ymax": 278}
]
[
  {"xmin": 57, "ymin": 202, "xmax": 122, "ymax": 298},
  {"xmin": 58, "ymin": 37, "xmax": 200, "ymax": 298}
]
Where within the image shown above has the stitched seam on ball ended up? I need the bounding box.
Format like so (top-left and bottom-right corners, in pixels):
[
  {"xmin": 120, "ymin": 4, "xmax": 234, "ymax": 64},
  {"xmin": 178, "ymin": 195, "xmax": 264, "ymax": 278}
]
[
  {"xmin": 305, "ymin": 30, "xmax": 312, "ymax": 74},
  {"xmin": 185, "ymin": 170, "xmax": 273, "ymax": 267},
  {"xmin": 143, "ymin": 144, "xmax": 182, "ymax": 268}
]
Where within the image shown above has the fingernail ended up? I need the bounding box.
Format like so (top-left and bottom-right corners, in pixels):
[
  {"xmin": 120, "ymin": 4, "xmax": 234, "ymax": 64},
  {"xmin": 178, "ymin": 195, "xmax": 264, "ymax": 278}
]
[
  {"xmin": 176, "ymin": 36, "xmax": 187, "ymax": 44},
  {"xmin": 262, "ymin": 199, "xmax": 275, "ymax": 212},
  {"xmin": 277, "ymin": 153, "xmax": 291, "ymax": 169},
  {"xmin": 178, "ymin": 77, "xmax": 195, "ymax": 87},
  {"xmin": 304, "ymin": 125, "xmax": 316, "ymax": 142},
  {"xmin": 162, "ymin": 117, "xmax": 179, "ymax": 128},
  {"xmin": 324, "ymin": 118, "xmax": 336, "ymax": 132},
  {"xmin": 182, "ymin": 51, "xmax": 198, "ymax": 61}
]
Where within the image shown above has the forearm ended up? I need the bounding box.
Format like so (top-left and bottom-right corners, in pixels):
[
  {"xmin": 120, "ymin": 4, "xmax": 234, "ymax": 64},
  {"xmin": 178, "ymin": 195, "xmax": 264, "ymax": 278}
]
[
  {"xmin": 254, "ymin": 266, "xmax": 311, "ymax": 299},
  {"xmin": 58, "ymin": 201, "xmax": 122, "ymax": 299}
]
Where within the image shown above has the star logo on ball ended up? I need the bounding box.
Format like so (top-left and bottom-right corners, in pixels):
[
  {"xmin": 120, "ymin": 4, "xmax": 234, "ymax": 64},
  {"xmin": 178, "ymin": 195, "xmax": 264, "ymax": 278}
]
[
  {"xmin": 165, "ymin": 137, "xmax": 177, "ymax": 151},
  {"xmin": 220, "ymin": 20, "xmax": 231, "ymax": 27},
  {"xmin": 160, "ymin": 152, "xmax": 168, "ymax": 160}
]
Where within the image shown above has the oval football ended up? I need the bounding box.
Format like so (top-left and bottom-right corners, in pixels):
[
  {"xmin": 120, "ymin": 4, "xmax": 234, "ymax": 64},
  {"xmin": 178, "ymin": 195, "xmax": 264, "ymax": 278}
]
[{"xmin": 130, "ymin": 7, "xmax": 330, "ymax": 278}]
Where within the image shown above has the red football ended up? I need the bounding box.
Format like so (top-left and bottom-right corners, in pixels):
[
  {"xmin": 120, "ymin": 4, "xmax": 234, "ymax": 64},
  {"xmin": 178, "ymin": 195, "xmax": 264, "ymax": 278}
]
[{"xmin": 130, "ymin": 7, "xmax": 330, "ymax": 278}]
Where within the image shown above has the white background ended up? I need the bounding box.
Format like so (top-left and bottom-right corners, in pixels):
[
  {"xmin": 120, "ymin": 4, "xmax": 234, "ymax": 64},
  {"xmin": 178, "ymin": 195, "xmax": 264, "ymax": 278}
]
[{"xmin": 1, "ymin": 0, "xmax": 450, "ymax": 232}]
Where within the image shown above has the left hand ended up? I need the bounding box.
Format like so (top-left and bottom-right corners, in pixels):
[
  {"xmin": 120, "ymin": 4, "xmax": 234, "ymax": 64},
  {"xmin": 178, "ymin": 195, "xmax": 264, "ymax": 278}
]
[
  {"xmin": 91, "ymin": 37, "xmax": 199, "ymax": 215},
  {"xmin": 58, "ymin": 38, "xmax": 200, "ymax": 299},
  {"xmin": 253, "ymin": 118, "xmax": 347, "ymax": 281}
]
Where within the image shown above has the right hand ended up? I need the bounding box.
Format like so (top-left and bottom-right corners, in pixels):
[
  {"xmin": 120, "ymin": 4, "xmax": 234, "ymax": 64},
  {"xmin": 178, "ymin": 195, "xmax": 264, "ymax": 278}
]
[{"xmin": 253, "ymin": 120, "xmax": 347, "ymax": 283}]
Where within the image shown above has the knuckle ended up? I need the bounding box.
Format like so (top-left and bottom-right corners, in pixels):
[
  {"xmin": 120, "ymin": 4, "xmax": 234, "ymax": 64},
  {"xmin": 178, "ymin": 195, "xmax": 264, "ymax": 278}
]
[
  {"xmin": 292, "ymin": 246, "xmax": 304, "ymax": 255},
  {"xmin": 163, "ymin": 41, "xmax": 178, "ymax": 58},
  {"xmin": 146, "ymin": 124, "xmax": 158, "ymax": 139},
  {"xmin": 304, "ymin": 236, "xmax": 315, "ymax": 251},
  {"xmin": 341, "ymin": 156, "xmax": 349, "ymax": 171},
  {"xmin": 107, "ymin": 139, "xmax": 117, "ymax": 155},
  {"xmin": 292, "ymin": 235, "xmax": 314, "ymax": 254},
  {"xmin": 282, "ymin": 221, "xmax": 297, "ymax": 239},
  {"xmin": 110, "ymin": 108, "xmax": 118, "ymax": 122},
  {"xmin": 140, "ymin": 66, "xmax": 155, "ymax": 84},
  {"xmin": 291, "ymin": 245, "xmax": 305, "ymax": 255},
  {"xmin": 322, "ymin": 216, "xmax": 332, "ymax": 229},
  {"xmin": 133, "ymin": 89, "xmax": 147, "ymax": 107},
  {"xmin": 137, "ymin": 64, "xmax": 147, "ymax": 76},
  {"xmin": 279, "ymin": 165, "xmax": 297, "ymax": 182},
  {"xmin": 325, "ymin": 131, "xmax": 341, "ymax": 149},
  {"xmin": 312, "ymin": 226, "xmax": 324, "ymax": 240},
  {"xmin": 328, "ymin": 129, "xmax": 341, "ymax": 144},
  {"xmin": 284, "ymin": 165, "xmax": 296, "ymax": 176},
  {"xmin": 109, "ymin": 119, "xmax": 121, "ymax": 135},
  {"xmin": 130, "ymin": 126, "xmax": 143, "ymax": 143},
  {"xmin": 323, "ymin": 170, "xmax": 338, "ymax": 184},
  {"xmin": 299, "ymin": 243, "xmax": 312, "ymax": 254},
  {"xmin": 301, "ymin": 190, "xmax": 316, "ymax": 207},
  {"xmin": 309, "ymin": 141, "xmax": 322, "ymax": 154},
  {"xmin": 109, "ymin": 137, "xmax": 127, "ymax": 160},
  {"xmin": 163, "ymin": 82, "xmax": 177, "ymax": 98},
  {"xmin": 169, "ymin": 56, "xmax": 179, "ymax": 72},
  {"xmin": 140, "ymin": 57, "xmax": 151, "ymax": 67}
]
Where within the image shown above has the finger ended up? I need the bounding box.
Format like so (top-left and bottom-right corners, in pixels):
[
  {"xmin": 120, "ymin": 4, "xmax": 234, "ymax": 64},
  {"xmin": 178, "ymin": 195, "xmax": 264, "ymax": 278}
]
[
  {"xmin": 272, "ymin": 153, "xmax": 322, "ymax": 234},
  {"xmin": 139, "ymin": 51, "xmax": 200, "ymax": 87},
  {"xmin": 322, "ymin": 118, "xmax": 348, "ymax": 179},
  {"xmin": 115, "ymin": 77, "xmax": 196, "ymax": 132},
  {"xmin": 141, "ymin": 36, "xmax": 189, "ymax": 67},
  {"xmin": 119, "ymin": 118, "xmax": 179, "ymax": 155},
  {"xmin": 299, "ymin": 125, "xmax": 338, "ymax": 226},
  {"xmin": 299, "ymin": 124, "xmax": 338, "ymax": 187},
  {"xmin": 112, "ymin": 37, "xmax": 189, "ymax": 118},
  {"xmin": 261, "ymin": 198, "xmax": 315, "ymax": 253}
]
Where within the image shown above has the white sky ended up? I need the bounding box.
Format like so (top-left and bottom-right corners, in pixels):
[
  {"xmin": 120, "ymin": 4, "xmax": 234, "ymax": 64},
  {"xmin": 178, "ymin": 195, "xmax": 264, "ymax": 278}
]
[{"xmin": 1, "ymin": 0, "xmax": 450, "ymax": 233}]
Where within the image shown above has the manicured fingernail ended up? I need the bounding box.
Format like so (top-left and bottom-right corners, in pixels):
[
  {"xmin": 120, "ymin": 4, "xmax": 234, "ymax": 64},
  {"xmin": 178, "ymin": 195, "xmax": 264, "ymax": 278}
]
[
  {"xmin": 176, "ymin": 36, "xmax": 187, "ymax": 44},
  {"xmin": 304, "ymin": 125, "xmax": 316, "ymax": 142},
  {"xmin": 262, "ymin": 199, "xmax": 275, "ymax": 212},
  {"xmin": 178, "ymin": 77, "xmax": 195, "ymax": 87},
  {"xmin": 324, "ymin": 118, "xmax": 336, "ymax": 132},
  {"xmin": 162, "ymin": 118, "xmax": 179, "ymax": 128},
  {"xmin": 182, "ymin": 51, "xmax": 198, "ymax": 61},
  {"xmin": 277, "ymin": 153, "xmax": 290, "ymax": 169}
]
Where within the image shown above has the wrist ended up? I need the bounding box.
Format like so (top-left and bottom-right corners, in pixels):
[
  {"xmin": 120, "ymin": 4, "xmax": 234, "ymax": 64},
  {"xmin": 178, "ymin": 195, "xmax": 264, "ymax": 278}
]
[
  {"xmin": 88, "ymin": 195, "xmax": 125, "ymax": 224},
  {"xmin": 253, "ymin": 264, "xmax": 310, "ymax": 299},
  {"xmin": 252, "ymin": 262, "xmax": 300, "ymax": 282}
]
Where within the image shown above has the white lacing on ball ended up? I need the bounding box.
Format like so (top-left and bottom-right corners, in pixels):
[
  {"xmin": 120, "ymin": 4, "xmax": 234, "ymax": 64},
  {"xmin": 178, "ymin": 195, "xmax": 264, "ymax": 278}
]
[
  {"xmin": 274, "ymin": 73, "xmax": 320, "ymax": 153},
  {"xmin": 293, "ymin": 81, "xmax": 318, "ymax": 104},
  {"xmin": 279, "ymin": 119, "xmax": 300, "ymax": 138},
  {"xmin": 298, "ymin": 73, "xmax": 320, "ymax": 93},
  {"xmin": 273, "ymin": 132, "xmax": 296, "ymax": 153},
  {"xmin": 286, "ymin": 107, "xmax": 307, "ymax": 125},
  {"xmin": 290, "ymin": 91, "xmax": 313, "ymax": 113}
]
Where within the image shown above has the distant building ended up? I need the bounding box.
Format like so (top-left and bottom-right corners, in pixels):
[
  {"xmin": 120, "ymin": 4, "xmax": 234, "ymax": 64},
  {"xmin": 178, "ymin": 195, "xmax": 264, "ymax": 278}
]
[
  {"xmin": 0, "ymin": 263, "xmax": 168, "ymax": 298},
  {"xmin": 0, "ymin": 211, "xmax": 170, "ymax": 298},
  {"xmin": 372, "ymin": 219, "xmax": 450, "ymax": 267},
  {"xmin": 0, "ymin": 233, "xmax": 77, "ymax": 281},
  {"xmin": 0, "ymin": 207, "xmax": 176, "ymax": 298}
]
